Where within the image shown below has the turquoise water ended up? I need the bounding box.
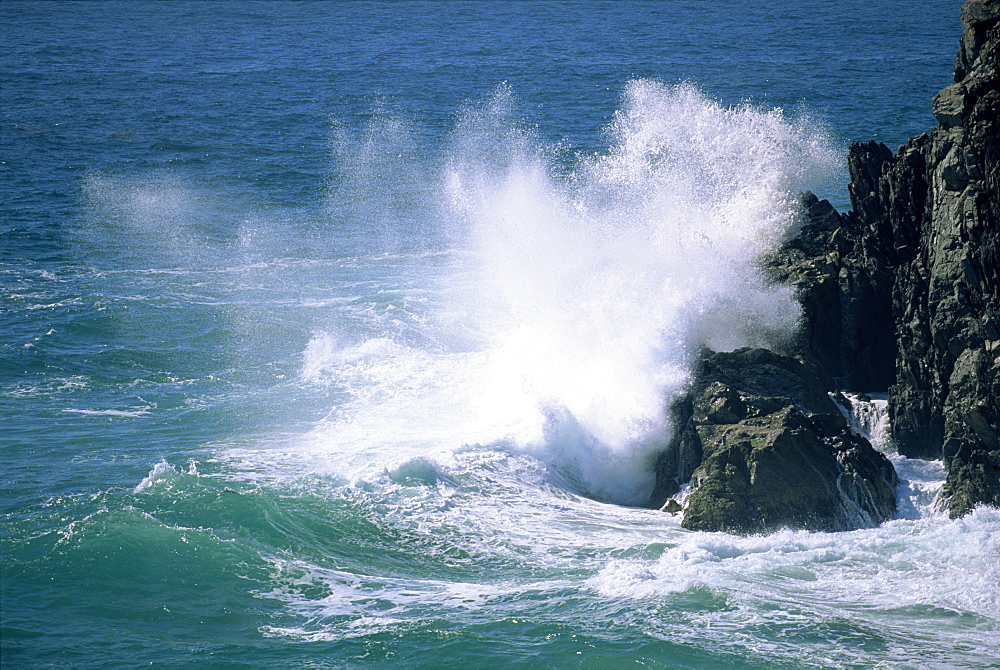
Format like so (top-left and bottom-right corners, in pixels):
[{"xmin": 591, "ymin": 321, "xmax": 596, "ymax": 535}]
[{"xmin": 4, "ymin": 1, "xmax": 999, "ymax": 667}]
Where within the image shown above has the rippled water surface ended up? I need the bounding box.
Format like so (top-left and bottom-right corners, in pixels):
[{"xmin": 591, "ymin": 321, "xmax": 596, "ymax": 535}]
[{"xmin": 4, "ymin": 1, "xmax": 998, "ymax": 666}]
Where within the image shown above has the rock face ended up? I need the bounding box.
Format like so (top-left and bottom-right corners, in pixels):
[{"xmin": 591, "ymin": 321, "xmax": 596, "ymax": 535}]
[
  {"xmin": 899, "ymin": 0, "xmax": 999, "ymax": 516},
  {"xmin": 650, "ymin": 0, "xmax": 999, "ymax": 529},
  {"xmin": 765, "ymin": 190, "xmax": 900, "ymax": 394},
  {"xmin": 833, "ymin": 0, "xmax": 999, "ymax": 517},
  {"xmin": 772, "ymin": 0, "xmax": 1000, "ymax": 517},
  {"xmin": 650, "ymin": 348, "xmax": 898, "ymax": 534},
  {"xmin": 765, "ymin": 0, "xmax": 999, "ymax": 518}
]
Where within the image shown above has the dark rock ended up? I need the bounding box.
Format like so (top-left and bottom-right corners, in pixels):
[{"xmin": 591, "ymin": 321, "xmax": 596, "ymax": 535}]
[
  {"xmin": 764, "ymin": 0, "xmax": 1000, "ymax": 516},
  {"xmin": 932, "ymin": 82, "xmax": 967, "ymax": 128},
  {"xmin": 764, "ymin": 187, "xmax": 900, "ymax": 392},
  {"xmin": 660, "ymin": 499, "xmax": 682, "ymax": 515},
  {"xmin": 885, "ymin": 0, "xmax": 999, "ymax": 515},
  {"xmin": 650, "ymin": 349, "xmax": 898, "ymax": 534},
  {"xmin": 648, "ymin": 0, "xmax": 998, "ymax": 527}
]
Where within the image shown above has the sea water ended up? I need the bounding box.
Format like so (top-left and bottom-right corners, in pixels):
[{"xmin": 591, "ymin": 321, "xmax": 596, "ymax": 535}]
[{"xmin": 3, "ymin": 1, "xmax": 998, "ymax": 667}]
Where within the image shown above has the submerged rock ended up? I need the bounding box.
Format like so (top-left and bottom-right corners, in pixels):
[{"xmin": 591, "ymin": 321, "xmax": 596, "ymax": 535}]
[{"xmin": 650, "ymin": 348, "xmax": 898, "ymax": 534}]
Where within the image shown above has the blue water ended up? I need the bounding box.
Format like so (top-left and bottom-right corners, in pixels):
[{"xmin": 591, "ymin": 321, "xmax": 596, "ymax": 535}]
[{"xmin": 4, "ymin": 1, "xmax": 999, "ymax": 667}]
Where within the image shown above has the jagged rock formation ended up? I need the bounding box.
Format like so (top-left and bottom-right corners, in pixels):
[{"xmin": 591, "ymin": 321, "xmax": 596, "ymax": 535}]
[
  {"xmin": 765, "ymin": 190, "xmax": 899, "ymax": 393},
  {"xmin": 651, "ymin": 0, "xmax": 998, "ymax": 529},
  {"xmin": 650, "ymin": 348, "xmax": 898, "ymax": 533},
  {"xmin": 783, "ymin": 0, "xmax": 999, "ymax": 517},
  {"xmin": 897, "ymin": 0, "xmax": 999, "ymax": 516}
]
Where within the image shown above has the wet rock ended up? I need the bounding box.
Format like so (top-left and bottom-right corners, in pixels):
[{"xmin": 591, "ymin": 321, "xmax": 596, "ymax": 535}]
[
  {"xmin": 650, "ymin": 349, "xmax": 898, "ymax": 534},
  {"xmin": 660, "ymin": 499, "xmax": 682, "ymax": 515},
  {"xmin": 871, "ymin": 0, "xmax": 999, "ymax": 516},
  {"xmin": 648, "ymin": 0, "xmax": 998, "ymax": 526},
  {"xmin": 766, "ymin": 0, "xmax": 1000, "ymax": 516},
  {"xmin": 764, "ymin": 188, "xmax": 900, "ymax": 392}
]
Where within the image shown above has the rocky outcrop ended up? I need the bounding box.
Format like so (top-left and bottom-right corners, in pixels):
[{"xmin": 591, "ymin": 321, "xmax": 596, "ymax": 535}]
[
  {"xmin": 766, "ymin": 1, "xmax": 999, "ymax": 519},
  {"xmin": 650, "ymin": 0, "xmax": 999, "ymax": 529},
  {"xmin": 837, "ymin": 0, "xmax": 1000, "ymax": 517},
  {"xmin": 765, "ymin": 190, "xmax": 899, "ymax": 393},
  {"xmin": 771, "ymin": 0, "xmax": 999, "ymax": 516},
  {"xmin": 903, "ymin": 0, "xmax": 999, "ymax": 516},
  {"xmin": 650, "ymin": 348, "xmax": 898, "ymax": 533}
]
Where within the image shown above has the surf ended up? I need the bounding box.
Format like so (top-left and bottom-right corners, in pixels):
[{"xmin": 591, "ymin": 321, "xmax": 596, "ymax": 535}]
[{"xmin": 286, "ymin": 81, "xmax": 838, "ymax": 506}]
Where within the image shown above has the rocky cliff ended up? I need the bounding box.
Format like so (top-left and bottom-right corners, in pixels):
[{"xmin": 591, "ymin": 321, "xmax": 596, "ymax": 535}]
[
  {"xmin": 651, "ymin": 0, "xmax": 999, "ymax": 529},
  {"xmin": 830, "ymin": 0, "xmax": 999, "ymax": 517},
  {"xmin": 888, "ymin": 0, "xmax": 1000, "ymax": 516}
]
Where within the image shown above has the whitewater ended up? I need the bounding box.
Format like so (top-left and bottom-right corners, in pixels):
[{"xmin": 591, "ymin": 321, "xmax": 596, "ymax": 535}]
[
  {"xmin": 211, "ymin": 83, "xmax": 999, "ymax": 664},
  {"xmin": 3, "ymin": 1, "xmax": 998, "ymax": 666}
]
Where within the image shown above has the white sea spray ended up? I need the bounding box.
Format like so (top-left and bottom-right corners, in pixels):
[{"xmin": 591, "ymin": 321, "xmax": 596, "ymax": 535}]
[{"xmin": 443, "ymin": 81, "xmax": 837, "ymax": 503}]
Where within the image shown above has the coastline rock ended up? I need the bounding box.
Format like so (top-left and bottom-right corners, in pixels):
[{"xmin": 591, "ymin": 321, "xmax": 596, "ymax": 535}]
[
  {"xmin": 764, "ymin": 189, "xmax": 899, "ymax": 393},
  {"xmin": 647, "ymin": 0, "xmax": 997, "ymax": 528},
  {"xmin": 767, "ymin": 0, "xmax": 999, "ymax": 516},
  {"xmin": 650, "ymin": 348, "xmax": 898, "ymax": 534},
  {"xmin": 842, "ymin": 0, "xmax": 999, "ymax": 516}
]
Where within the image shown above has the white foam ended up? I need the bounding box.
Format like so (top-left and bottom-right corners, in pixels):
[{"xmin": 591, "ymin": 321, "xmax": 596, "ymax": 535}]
[
  {"xmin": 223, "ymin": 82, "xmax": 838, "ymax": 506},
  {"xmin": 588, "ymin": 508, "xmax": 1000, "ymax": 623},
  {"xmin": 63, "ymin": 406, "xmax": 152, "ymax": 418},
  {"xmin": 891, "ymin": 455, "xmax": 948, "ymax": 521},
  {"xmin": 833, "ymin": 393, "xmax": 948, "ymax": 519},
  {"xmin": 249, "ymin": 461, "xmax": 998, "ymax": 652},
  {"xmin": 133, "ymin": 459, "xmax": 200, "ymax": 493},
  {"xmin": 837, "ymin": 392, "xmax": 893, "ymax": 452},
  {"xmin": 134, "ymin": 460, "xmax": 178, "ymax": 492}
]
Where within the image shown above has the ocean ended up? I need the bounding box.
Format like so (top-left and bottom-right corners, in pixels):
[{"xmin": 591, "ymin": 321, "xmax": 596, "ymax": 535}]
[{"xmin": 3, "ymin": 0, "xmax": 998, "ymax": 666}]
